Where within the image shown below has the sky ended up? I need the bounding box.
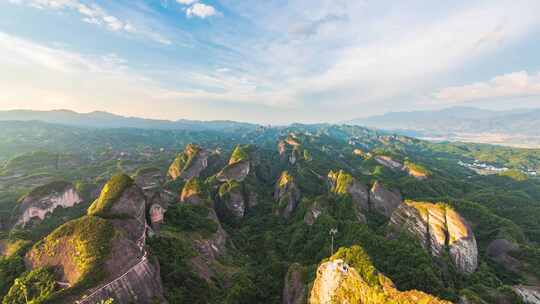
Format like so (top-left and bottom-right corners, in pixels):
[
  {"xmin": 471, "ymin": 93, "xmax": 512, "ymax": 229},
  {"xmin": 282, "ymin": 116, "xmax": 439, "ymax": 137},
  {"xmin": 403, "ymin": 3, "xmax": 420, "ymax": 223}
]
[{"xmin": 1, "ymin": 0, "xmax": 540, "ymax": 124}]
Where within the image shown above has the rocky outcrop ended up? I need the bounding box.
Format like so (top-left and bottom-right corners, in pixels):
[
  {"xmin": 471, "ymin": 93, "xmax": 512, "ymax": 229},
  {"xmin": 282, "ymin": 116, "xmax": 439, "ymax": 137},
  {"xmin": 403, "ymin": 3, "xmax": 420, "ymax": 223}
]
[
  {"xmin": 304, "ymin": 200, "xmax": 322, "ymax": 226},
  {"xmin": 513, "ymin": 285, "xmax": 540, "ymax": 304},
  {"xmin": 278, "ymin": 134, "xmax": 302, "ymax": 165},
  {"xmin": 218, "ymin": 181, "xmax": 245, "ymax": 219},
  {"xmin": 216, "ymin": 160, "xmax": 250, "ymax": 182},
  {"xmin": 134, "ymin": 167, "xmax": 164, "ymax": 190},
  {"xmin": 374, "ymin": 155, "xmax": 403, "ymax": 171},
  {"xmin": 25, "ymin": 175, "xmax": 165, "ymax": 303},
  {"xmin": 374, "ymin": 156, "xmax": 429, "ymax": 180},
  {"xmin": 328, "ymin": 170, "xmax": 368, "ymax": 222},
  {"xmin": 149, "ymin": 203, "xmax": 166, "ymax": 229},
  {"xmin": 274, "ymin": 171, "xmax": 301, "ymax": 219},
  {"xmin": 283, "ymin": 263, "xmax": 307, "ymax": 304},
  {"xmin": 168, "ymin": 144, "xmax": 209, "ymax": 181},
  {"xmin": 16, "ymin": 181, "xmax": 82, "ymax": 227},
  {"xmin": 180, "ymin": 178, "xmax": 205, "ymax": 205},
  {"xmin": 389, "ymin": 201, "xmax": 478, "ymax": 274},
  {"xmin": 369, "ymin": 181, "xmax": 402, "ymax": 218},
  {"xmin": 309, "ymin": 246, "xmax": 451, "ymax": 304}
]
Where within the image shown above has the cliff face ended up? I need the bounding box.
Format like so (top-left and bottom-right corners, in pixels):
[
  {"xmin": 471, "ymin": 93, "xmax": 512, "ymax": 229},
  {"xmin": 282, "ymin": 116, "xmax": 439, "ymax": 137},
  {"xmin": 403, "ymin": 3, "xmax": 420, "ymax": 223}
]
[
  {"xmin": 369, "ymin": 181, "xmax": 402, "ymax": 218},
  {"xmin": 168, "ymin": 144, "xmax": 209, "ymax": 181},
  {"xmin": 283, "ymin": 263, "xmax": 307, "ymax": 304},
  {"xmin": 218, "ymin": 181, "xmax": 245, "ymax": 219},
  {"xmin": 16, "ymin": 181, "xmax": 82, "ymax": 227},
  {"xmin": 216, "ymin": 159, "xmax": 250, "ymax": 182},
  {"xmin": 308, "ymin": 246, "xmax": 451, "ymax": 304},
  {"xmin": 328, "ymin": 170, "xmax": 369, "ymax": 222},
  {"xmin": 390, "ymin": 201, "xmax": 478, "ymax": 274},
  {"xmin": 274, "ymin": 171, "xmax": 301, "ymax": 219},
  {"xmin": 513, "ymin": 285, "xmax": 540, "ymax": 304}
]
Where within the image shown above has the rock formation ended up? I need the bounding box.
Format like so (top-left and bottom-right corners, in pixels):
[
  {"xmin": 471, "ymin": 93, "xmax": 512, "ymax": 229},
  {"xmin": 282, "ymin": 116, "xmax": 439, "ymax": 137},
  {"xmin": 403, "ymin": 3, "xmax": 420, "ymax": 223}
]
[
  {"xmin": 328, "ymin": 170, "xmax": 368, "ymax": 222},
  {"xmin": 513, "ymin": 285, "xmax": 540, "ymax": 304},
  {"xmin": 308, "ymin": 246, "xmax": 451, "ymax": 304},
  {"xmin": 25, "ymin": 174, "xmax": 165, "ymax": 303},
  {"xmin": 168, "ymin": 144, "xmax": 209, "ymax": 181},
  {"xmin": 304, "ymin": 200, "xmax": 322, "ymax": 226},
  {"xmin": 134, "ymin": 167, "xmax": 164, "ymax": 190},
  {"xmin": 390, "ymin": 201, "xmax": 478, "ymax": 274},
  {"xmin": 369, "ymin": 181, "xmax": 402, "ymax": 218},
  {"xmin": 283, "ymin": 263, "xmax": 307, "ymax": 304},
  {"xmin": 274, "ymin": 171, "xmax": 301, "ymax": 219},
  {"xmin": 216, "ymin": 145, "xmax": 253, "ymax": 182},
  {"xmin": 218, "ymin": 181, "xmax": 245, "ymax": 219},
  {"xmin": 16, "ymin": 181, "xmax": 82, "ymax": 227},
  {"xmin": 278, "ymin": 135, "xmax": 302, "ymax": 165},
  {"xmin": 180, "ymin": 177, "xmax": 205, "ymax": 205},
  {"xmin": 374, "ymin": 156, "xmax": 429, "ymax": 180}
]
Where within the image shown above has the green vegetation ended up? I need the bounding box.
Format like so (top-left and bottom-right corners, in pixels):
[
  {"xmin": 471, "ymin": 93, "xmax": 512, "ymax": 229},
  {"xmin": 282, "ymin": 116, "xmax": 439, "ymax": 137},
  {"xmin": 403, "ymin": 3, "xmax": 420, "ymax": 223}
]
[
  {"xmin": 403, "ymin": 160, "xmax": 430, "ymax": 176},
  {"xmin": 22, "ymin": 181, "xmax": 72, "ymax": 201},
  {"xmin": 329, "ymin": 170, "xmax": 354, "ymax": 194},
  {"xmin": 499, "ymin": 169, "xmax": 528, "ymax": 181},
  {"xmin": 87, "ymin": 173, "xmax": 133, "ymax": 217},
  {"xmin": 30, "ymin": 215, "xmax": 113, "ymax": 287},
  {"xmin": 328, "ymin": 245, "xmax": 380, "ymax": 287},
  {"xmin": 229, "ymin": 145, "xmax": 251, "ymax": 164},
  {"xmin": 163, "ymin": 204, "xmax": 218, "ymax": 236},
  {"xmin": 168, "ymin": 144, "xmax": 201, "ymax": 178},
  {"xmin": 219, "ymin": 180, "xmax": 242, "ymax": 198},
  {"xmin": 2, "ymin": 267, "xmax": 56, "ymax": 304},
  {"xmin": 0, "ymin": 255, "xmax": 25, "ymax": 300}
]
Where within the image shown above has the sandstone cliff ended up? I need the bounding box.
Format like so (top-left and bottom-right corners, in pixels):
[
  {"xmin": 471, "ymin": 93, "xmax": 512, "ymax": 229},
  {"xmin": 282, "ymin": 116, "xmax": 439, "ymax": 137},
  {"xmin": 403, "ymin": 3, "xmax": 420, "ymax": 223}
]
[
  {"xmin": 168, "ymin": 144, "xmax": 209, "ymax": 181},
  {"xmin": 369, "ymin": 181, "xmax": 402, "ymax": 218},
  {"xmin": 390, "ymin": 201, "xmax": 478, "ymax": 274},
  {"xmin": 218, "ymin": 181, "xmax": 245, "ymax": 220},
  {"xmin": 16, "ymin": 181, "xmax": 83, "ymax": 227},
  {"xmin": 274, "ymin": 171, "xmax": 301, "ymax": 219},
  {"xmin": 283, "ymin": 263, "xmax": 307, "ymax": 304},
  {"xmin": 328, "ymin": 170, "xmax": 368, "ymax": 222},
  {"xmin": 308, "ymin": 246, "xmax": 452, "ymax": 304}
]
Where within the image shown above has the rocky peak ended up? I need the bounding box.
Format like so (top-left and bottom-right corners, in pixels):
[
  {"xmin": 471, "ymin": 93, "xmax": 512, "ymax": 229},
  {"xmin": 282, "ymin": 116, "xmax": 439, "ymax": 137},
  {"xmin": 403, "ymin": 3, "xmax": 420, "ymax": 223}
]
[
  {"xmin": 374, "ymin": 156, "xmax": 429, "ymax": 180},
  {"xmin": 168, "ymin": 143, "xmax": 209, "ymax": 181},
  {"xmin": 369, "ymin": 181, "xmax": 402, "ymax": 218},
  {"xmin": 513, "ymin": 285, "xmax": 540, "ymax": 304},
  {"xmin": 16, "ymin": 181, "xmax": 82, "ymax": 227},
  {"xmin": 274, "ymin": 171, "xmax": 301, "ymax": 219},
  {"xmin": 180, "ymin": 177, "xmax": 206, "ymax": 205},
  {"xmin": 87, "ymin": 173, "xmax": 145, "ymax": 221},
  {"xmin": 327, "ymin": 170, "xmax": 369, "ymax": 222},
  {"xmin": 278, "ymin": 134, "xmax": 302, "ymax": 165},
  {"xmin": 309, "ymin": 246, "xmax": 451, "ymax": 304},
  {"xmin": 390, "ymin": 201, "xmax": 478, "ymax": 274}
]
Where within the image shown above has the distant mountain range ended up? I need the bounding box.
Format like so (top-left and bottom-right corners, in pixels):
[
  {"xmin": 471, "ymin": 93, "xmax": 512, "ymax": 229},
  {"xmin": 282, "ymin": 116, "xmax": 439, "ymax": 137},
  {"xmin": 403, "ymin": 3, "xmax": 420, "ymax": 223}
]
[
  {"xmin": 0, "ymin": 109, "xmax": 258, "ymax": 131},
  {"xmin": 347, "ymin": 107, "xmax": 540, "ymax": 148}
]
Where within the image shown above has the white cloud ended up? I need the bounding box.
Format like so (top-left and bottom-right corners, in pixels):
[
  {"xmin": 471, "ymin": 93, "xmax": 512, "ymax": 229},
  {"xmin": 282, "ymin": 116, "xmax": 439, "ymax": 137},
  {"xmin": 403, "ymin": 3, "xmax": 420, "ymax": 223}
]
[
  {"xmin": 186, "ymin": 3, "xmax": 218, "ymax": 18},
  {"xmin": 176, "ymin": 0, "xmax": 197, "ymax": 4},
  {"xmin": 434, "ymin": 71, "xmax": 540, "ymax": 103},
  {"xmin": 7, "ymin": 0, "xmax": 171, "ymax": 44}
]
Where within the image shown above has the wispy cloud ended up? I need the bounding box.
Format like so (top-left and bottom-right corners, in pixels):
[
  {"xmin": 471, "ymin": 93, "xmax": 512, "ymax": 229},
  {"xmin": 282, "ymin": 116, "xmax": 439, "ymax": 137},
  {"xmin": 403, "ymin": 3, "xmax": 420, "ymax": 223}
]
[
  {"xmin": 434, "ymin": 71, "xmax": 540, "ymax": 103},
  {"xmin": 8, "ymin": 0, "xmax": 171, "ymax": 44}
]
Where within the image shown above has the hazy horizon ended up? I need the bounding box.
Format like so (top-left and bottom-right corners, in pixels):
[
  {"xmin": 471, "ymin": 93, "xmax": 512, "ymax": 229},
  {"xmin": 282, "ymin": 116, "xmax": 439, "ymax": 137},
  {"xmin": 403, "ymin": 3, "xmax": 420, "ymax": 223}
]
[{"xmin": 2, "ymin": 0, "xmax": 540, "ymax": 124}]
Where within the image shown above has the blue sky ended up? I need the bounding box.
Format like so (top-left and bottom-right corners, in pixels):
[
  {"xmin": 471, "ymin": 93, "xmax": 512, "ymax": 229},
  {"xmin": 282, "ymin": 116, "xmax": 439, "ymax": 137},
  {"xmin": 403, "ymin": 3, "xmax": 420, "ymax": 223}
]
[{"xmin": 1, "ymin": 0, "xmax": 540, "ymax": 124}]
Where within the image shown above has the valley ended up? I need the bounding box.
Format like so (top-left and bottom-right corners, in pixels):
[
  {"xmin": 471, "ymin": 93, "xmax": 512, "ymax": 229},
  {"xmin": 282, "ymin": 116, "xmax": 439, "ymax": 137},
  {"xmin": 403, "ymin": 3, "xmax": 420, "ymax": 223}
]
[{"xmin": 0, "ymin": 121, "xmax": 539, "ymax": 303}]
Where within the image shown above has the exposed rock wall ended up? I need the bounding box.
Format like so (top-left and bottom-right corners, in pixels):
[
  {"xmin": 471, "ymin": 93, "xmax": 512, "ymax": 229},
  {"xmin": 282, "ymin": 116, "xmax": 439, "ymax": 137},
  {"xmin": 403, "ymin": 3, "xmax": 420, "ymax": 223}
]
[
  {"xmin": 283, "ymin": 264, "xmax": 307, "ymax": 304},
  {"xmin": 78, "ymin": 257, "xmax": 165, "ymax": 304},
  {"xmin": 513, "ymin": 285, "xmax": 540, "ymax": 304},
  {"xmin": 168, "ymin": 144, "xmax": 209, "ymax": 181},
  {"xmin": 390, "ymin": 201, "xmax": 478, "ymax": 274},
  {"xmin": 369, "ymin": 181, "xmax": 402, "ymax": 218},
  {"xmin": 17, "ymin": 183, "xmax": 82, "ymax": 227},
  {"xmin": 274, "ymin": 171, "xmax": 301, "ymax": 219},
  {"xmin": 309, "ymin": 258, "xmax": 451, "ymax": 304},
  {"xmin": 216, "ymin": 160, "xmax": 250, "ymax": 182}
]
